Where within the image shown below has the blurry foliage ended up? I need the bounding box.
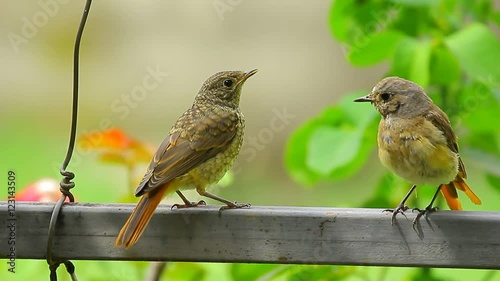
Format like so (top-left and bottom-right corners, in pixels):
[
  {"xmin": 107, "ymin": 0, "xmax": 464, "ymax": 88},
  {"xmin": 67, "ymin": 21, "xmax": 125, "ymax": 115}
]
[{"xmin": 229, "ymin": 264, "xmax": 357, "ymax": 281}]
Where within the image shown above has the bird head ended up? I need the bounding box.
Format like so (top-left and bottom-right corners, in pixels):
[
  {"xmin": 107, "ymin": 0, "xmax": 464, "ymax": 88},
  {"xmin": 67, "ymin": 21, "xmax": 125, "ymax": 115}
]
[
  {"xmin": 354, "ymin": 76, "xmax": 433, "ymax": 118},
  {"xmin": 196, "ymin": 69, "xmax": 258, "ymax": 109}
]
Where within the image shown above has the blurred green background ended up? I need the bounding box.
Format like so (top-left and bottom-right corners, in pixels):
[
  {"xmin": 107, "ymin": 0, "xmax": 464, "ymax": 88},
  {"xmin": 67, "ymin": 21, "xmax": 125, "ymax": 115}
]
[{"xmin": 1, "ymin": 0, "xmax": 499, "ymax": 280}]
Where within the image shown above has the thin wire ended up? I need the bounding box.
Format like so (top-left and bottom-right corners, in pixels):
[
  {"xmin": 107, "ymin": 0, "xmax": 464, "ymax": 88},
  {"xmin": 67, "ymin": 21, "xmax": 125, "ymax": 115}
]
[
  {"xmin": 46, "ymin": 196, "xmax": 66, "ymax": 266},
  {"xmin": 46, "ymin": 0, "xmax": 93, "ymax": 280}
]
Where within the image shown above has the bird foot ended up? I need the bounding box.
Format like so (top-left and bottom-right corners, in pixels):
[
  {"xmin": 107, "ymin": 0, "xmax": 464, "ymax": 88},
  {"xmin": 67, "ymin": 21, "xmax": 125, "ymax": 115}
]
[
  {"xmin": 171, "ymin": 200, "xmax": 206, "ymax": 210},
  {"xmin": 411, "ymin": 206, "xmax": 438, "ymax": 227},
  {"xmin": 383, "ymin": 204, "xmax": 409, "ymax": 225},
  {"xmin": 219, "ymin": 202, "xmax": 251, "ymax": 211}
]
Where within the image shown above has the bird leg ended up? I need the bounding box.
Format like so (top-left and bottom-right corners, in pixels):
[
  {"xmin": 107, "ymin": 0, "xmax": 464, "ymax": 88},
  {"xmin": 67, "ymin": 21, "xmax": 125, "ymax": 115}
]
[
  {"xmin": 196, "ymin": 187, "xmax": 250, "ymax": 210},
  {"xmin": 412, "ymin": 186, "xmax": 440, "ymax": 227},
  {"xmin": 384, "ymin": 184, "xmax": 417, "ymax": 225},
  {"xmin": 171, "ymin": 190, "xmax": 206, "ymax": 209}
]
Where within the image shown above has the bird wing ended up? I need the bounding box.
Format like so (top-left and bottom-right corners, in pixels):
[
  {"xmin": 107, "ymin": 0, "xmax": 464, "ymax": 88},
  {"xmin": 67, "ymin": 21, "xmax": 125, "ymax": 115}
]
[
  {"xmin": 425, "ymin": 106, "xmax": 467, "ymax": 179},
  {"xmin": 134, "ymin": 110, "xmax": 240, "ymax": 196}
]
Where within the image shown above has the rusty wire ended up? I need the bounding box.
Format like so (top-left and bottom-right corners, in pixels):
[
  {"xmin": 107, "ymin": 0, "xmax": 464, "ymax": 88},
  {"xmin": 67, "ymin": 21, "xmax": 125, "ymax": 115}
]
[{"xmin": 46, "ymin": 0, "xmax": 93, "ymax": 280}]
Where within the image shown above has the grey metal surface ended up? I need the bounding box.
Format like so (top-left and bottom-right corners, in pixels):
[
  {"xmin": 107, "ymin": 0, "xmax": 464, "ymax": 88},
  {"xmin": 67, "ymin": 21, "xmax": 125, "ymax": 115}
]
[{"xmin": 1, "ymin": 202, "xmax": 499, "ymax": 268}]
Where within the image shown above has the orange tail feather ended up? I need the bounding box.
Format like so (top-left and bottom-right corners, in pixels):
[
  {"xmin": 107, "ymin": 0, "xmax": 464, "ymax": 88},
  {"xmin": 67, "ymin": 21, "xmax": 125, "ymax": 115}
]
[
  {"xmin": 452, "ymin": 177, "xmax": 482, "ymax": 205},
  {"xmin": 440, "ymin": 177, "xmax": 481, "ymax": 211},
  {"xmin": 115, "ymin": 183, "xmax": 169, "ymax": 249},
  {"xmin": 440, "ymin": 183, "xmax": 462, "ymax": 210}
]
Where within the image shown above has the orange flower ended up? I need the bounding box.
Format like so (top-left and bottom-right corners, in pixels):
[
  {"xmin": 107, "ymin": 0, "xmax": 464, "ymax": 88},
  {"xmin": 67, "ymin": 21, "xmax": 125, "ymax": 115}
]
[{"xmin": 79, "ymin": 128, "xmax": 152, "ymax": 165}]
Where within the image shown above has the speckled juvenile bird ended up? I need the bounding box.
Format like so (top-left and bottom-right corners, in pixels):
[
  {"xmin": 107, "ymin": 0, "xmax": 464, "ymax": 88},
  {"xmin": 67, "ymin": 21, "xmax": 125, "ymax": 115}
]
[
  {"xmin": 116, "ymin": 69, "xmax": 257, "ymax": 249},
  {"xmin": 355, "ymin": 76, "xmax": 481, "ymax": 225}
]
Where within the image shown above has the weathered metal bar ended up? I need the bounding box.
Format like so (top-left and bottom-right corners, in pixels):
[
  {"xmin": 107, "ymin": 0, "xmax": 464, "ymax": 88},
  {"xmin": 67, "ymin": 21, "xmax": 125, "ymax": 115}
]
[{"xmin": 0, "ymin": 202, "xmax": 499, "ymax": 269}]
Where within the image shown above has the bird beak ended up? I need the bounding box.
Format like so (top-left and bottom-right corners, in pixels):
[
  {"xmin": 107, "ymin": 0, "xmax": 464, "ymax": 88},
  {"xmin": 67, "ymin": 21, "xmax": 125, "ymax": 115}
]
[
  {"xmin": 241, "ymin": 69, "xmax": 258, "ymax": 81},
  {"xmin": 354, "ymin": 95, "xmax": 373, "ymax": 102}
]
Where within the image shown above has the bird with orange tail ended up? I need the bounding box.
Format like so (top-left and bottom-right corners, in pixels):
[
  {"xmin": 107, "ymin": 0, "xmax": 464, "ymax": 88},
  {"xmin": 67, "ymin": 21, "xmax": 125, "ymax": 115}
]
[
  {"xmin": 116, "ymin": 69, "xmax": 257, "ymax": 249},
  {"xmin": 355, "ymin": 76, "xmax": 481, "ymax": 225}
]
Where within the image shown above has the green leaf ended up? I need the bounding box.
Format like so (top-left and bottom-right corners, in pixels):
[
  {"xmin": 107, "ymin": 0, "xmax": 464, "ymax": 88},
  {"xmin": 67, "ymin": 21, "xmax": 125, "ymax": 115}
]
[
  {"xmin": 390, "ymin": 5, "xmax": 429, "ymax": 37},
  {"xmin": 409, "ymin": 39, "xmax": 432, "ymax": 86},
  {"xmin": 429, "ymin": 45, "xmax": 461, "ymax": 85},
  {"xmin": 390, "ymin": 38, "xmax": 417, "ymax": 77},
  {"xmin": 459, "ymin": 81, "xmax": 500, "ymax": 133},
  {"xmin": 390, "ymin": 38, "xmax": 431, "ymax": 86},
  {"xmin": 310, "ymin": 95, "xmax": 377, "ymax": 172},
  {"xmin": 445, "ymin": 22, "xmax": 500, "ymax": 81},
  {"xmin": 329, "ymin": 0, "xmax": 356, "ymax": 42},
  {"xmin": 348, "ymin": 30, "xmax": 407, "ymax": 66},
  {"xmin": 285, "ymin": 118, "xmax": 322, "ymax": 186},
  {"xmin": 285, "ymin": 92, "xmax": 378, "ymax": 186},
  {"xmin": 329, "ymin": 0, "xmax": 401, "ymax": 45},
  {"xmin": 307, "ymin": 126, "xmax": 361, "ymax": 175},
  {"xmin": 337, "ymin": 92, "xmax": 379, "ymax": 128}
]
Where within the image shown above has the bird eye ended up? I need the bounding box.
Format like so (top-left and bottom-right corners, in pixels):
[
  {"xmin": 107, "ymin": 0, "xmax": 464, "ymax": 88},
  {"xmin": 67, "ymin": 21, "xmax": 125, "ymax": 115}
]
[
  {"xmin": 223, "ymin": 79, "xmax": 233, "ymax": 87},
  {"xmin": 380, "ymin": 92, "xmax": 391, "ymax": 101}
]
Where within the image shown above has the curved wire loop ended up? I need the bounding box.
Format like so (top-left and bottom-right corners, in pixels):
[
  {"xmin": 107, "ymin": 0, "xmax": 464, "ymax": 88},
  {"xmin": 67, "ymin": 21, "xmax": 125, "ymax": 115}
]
[{"xmin": 45, "ymin": 0, "xmax": 93, "ymax": 280}]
